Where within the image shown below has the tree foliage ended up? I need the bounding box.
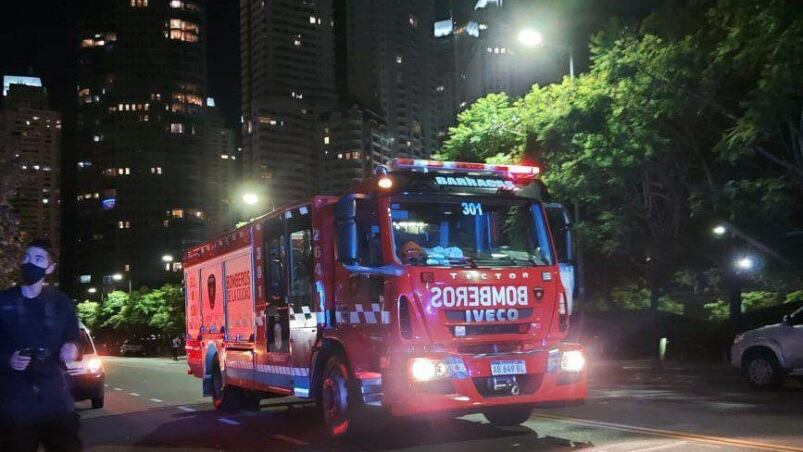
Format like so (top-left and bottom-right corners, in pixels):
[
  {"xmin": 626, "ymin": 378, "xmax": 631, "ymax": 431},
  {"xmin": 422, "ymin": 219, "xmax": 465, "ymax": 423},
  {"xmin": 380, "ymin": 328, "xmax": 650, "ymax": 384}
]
[
  {"xmin": 76, "ymin": 284, "xmax": 185, "ymax": 337},
  {"xmin": 440, "ymin": 0, "xmax": 802, "ymax": 312},
  {"xmin": 0, "ymin": 134, "xmax": 24, "ymax": 289}
]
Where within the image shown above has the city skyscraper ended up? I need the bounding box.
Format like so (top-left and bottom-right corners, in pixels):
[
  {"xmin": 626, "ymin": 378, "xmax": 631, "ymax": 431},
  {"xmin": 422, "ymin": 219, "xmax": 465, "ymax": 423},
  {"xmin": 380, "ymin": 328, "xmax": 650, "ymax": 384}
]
[
  {"xmin": 345, "ymin": 0, "xmax": 438, "ymax": 160},
  {"xmin": 204, "ymin": 97, "xmax": 238, "ymax": 233},
  {"xmin": 74, "ymin": 0, "xmax": 225, "ymax": 289},
  {"xmin": 317, "ymin": 105, "xmax": 392, "ymax": 194},
  {"xmin": 0, "ymin": 76, "xmax": 62, "ymax": 265},
  {"xmin": 240, "ymin": 0, "xmax": 336, "ymax": 206}
]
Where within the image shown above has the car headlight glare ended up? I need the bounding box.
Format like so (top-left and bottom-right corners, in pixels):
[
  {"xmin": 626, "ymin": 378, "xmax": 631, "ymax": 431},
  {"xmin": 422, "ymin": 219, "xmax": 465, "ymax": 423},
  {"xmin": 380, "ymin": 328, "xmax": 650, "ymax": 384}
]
[
  {"xmin": 410, "ymin": 358, "xmax": 449, "ymax": 382},
  {"xmin": 560, "ymin": 350, "xmax": 585, "ymax": 372},
  {"xmin": 87, "ymin": 357, "xmax": 102, "ymax": 373}
]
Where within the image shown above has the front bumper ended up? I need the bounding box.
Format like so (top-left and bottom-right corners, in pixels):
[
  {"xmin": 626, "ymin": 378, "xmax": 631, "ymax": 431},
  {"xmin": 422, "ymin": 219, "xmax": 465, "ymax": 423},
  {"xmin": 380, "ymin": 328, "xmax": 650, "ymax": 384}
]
[
  {"xmin": 69, "ymin": 371, "xmax": 105, "ymax": 401},
  {"xmin": 377, "ymin": 345, "xmax": 588, "ymax": 417}
]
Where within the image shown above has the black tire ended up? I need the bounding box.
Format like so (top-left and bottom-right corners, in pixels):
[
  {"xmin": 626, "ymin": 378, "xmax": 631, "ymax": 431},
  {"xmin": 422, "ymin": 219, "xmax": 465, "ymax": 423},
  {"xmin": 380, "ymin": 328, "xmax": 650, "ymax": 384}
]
[
  {"xmin": 211, "ymin": 359, "xmax": 243, "ymax": 411},
  {"xmin": 91, "ymin": 397, "xmax": 104, "ymax": 409},
  {"xmin": 320, "ymin": 353, "xmax": 364, "ymax": 438},
  {"xmin": 743, "ymin": 350, "xmax": 782, "ymax": 390},
  {"xmin": 483, "ymin": 405, "xmax": 533, "ymax": 427}
]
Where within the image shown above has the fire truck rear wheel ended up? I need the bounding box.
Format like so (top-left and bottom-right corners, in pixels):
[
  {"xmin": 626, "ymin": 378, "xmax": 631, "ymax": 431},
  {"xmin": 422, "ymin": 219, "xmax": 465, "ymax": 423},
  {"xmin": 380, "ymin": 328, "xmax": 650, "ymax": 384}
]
[
  {"xmin": 320, "ymin": 353, "xmax": 363, "ymax": 438},
  {"xmin": 483, "ymin": 405, "xmax": 533, "ymax": 427},
  {"xmin": 211, "ymin": 358, "xmax": 244, "ymax": 411}
]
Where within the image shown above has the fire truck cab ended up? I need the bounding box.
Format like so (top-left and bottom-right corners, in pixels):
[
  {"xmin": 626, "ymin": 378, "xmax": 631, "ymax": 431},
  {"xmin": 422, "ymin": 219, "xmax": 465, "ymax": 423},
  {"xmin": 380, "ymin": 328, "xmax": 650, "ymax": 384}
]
[{"xmin": 184, "ymin": 159, "xmax": 587, "ymax": 437}]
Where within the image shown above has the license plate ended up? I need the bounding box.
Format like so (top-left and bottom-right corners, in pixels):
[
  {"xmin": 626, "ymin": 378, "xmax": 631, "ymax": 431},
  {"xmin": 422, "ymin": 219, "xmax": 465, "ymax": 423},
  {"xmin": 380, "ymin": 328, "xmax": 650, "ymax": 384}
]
[{"xmin": 491, "ymin": 360, "xmax": 526, "ymax": 376}]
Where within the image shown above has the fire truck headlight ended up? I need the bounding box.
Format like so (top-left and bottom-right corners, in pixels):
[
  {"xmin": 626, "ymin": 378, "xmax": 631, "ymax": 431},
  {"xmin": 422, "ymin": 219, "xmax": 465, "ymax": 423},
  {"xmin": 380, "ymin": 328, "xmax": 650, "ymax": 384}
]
[
  {"xmin": 410, "ymin": 358, "xmax": 449, "ymax": 382},
  {"xmin": 561, "ymin": 350, "xmax": 585, "ymax": 372}
]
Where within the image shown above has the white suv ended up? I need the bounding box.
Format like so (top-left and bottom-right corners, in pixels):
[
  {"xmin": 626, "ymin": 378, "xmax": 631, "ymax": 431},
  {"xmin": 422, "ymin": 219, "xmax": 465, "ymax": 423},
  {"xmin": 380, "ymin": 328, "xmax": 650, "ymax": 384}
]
[{"xmin": 730, "ymin": 306, "xmax": 803, "ymax": 389}]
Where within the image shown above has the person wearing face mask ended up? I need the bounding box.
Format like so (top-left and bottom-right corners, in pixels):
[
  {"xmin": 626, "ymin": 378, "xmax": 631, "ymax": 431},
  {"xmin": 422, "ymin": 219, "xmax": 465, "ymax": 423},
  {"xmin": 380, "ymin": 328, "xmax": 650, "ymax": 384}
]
[{"xmin": 0, "ymin": 239, "xmax": 82, "ymax": 451}]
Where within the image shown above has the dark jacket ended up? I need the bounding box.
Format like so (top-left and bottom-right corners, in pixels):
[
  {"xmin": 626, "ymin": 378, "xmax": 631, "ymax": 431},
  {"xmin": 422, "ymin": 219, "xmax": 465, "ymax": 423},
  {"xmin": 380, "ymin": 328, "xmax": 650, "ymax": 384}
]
[{"xmin": 0, "ymin": 286, "xmax": 80, "ymax": 422}]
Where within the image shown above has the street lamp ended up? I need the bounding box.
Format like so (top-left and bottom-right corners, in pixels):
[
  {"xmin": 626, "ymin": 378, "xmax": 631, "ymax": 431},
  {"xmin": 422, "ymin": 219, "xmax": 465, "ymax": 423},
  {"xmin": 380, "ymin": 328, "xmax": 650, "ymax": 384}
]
[
  {"xmin": 242, "ymin": 192, "xmax": 259, "ymax": 205},
  {"xmin": 517, "ymin": 28, "xmax": 543, "ymax": 48},
  {"xmin": 162, "ymin": 254, "xmax": 174, "ymax": 263},
  {"xmin": 735, "ymin": 256, "xmax": 755, "ymax": 272},
  {"xmin": 515, "ymin": 27, "xmax": 574, "ymax": 78},
  {"xmin": 712, "ymin": 225, "xmax": 727, "ymax": 236},
  {"xmin": 88, "ymin": 287, "xmax": 97, "ymax": 294},
  {"xmin": 112, "ymin": 273, "xmax": 123, "ymax": 282}
]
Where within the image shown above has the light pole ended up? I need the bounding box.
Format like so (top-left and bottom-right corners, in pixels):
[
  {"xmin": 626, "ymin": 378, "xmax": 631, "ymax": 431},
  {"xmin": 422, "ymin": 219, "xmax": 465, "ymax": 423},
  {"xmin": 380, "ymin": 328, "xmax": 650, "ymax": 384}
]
[
  {"xmin": 517, "ymin": 27, "xmax": 584, "ymax": 320},
  {"xmin": 517, "ymin": 27, "xmax": 574, "ymax": 78},
  {"xmin": 112, "ymin": 272, "xmax": 132, "ymax": 294}
]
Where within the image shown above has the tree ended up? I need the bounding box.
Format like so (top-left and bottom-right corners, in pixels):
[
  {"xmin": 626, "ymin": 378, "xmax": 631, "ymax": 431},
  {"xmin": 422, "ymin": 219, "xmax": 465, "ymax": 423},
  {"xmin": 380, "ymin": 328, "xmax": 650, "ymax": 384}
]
[
  {"xmin": 76, "ymin": 301, "xmax": 101, "ymax": 329},
  {"xmin": 99, "ymin": 285, "xmax": 184, "ymax": 337},
  {"xmin": 0, "ymin": 134, "xmax": 24, "ymax": 288},
  {"xmin": 440, "ymin": 0, "xmax": 802, "ymax": 321}
]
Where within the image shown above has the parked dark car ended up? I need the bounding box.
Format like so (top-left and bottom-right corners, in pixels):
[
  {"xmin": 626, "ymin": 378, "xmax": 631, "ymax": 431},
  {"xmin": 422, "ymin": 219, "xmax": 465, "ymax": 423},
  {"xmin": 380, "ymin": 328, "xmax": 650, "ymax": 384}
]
[{"xmin": 119, "ymin": 337, "xmax": 158, "ymax": 356}]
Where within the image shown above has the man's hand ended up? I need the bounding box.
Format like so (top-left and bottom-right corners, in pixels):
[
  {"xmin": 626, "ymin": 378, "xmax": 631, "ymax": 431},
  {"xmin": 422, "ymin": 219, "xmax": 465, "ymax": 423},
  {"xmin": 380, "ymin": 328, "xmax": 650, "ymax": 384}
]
[
  {"xmin": 10, "ymin": 350, "xmax": 32, "ymax": 371},
  {"xmin": 60, "ymin": 342, "xmax": 79, "ymax": 362}
]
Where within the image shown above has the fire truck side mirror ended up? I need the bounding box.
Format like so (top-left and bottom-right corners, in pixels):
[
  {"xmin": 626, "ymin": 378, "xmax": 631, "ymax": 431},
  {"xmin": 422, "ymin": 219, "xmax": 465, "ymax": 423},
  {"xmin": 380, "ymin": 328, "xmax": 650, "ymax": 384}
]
[
  {"xmin": 543, "ymin": 203, "xmax": 575, "ymax": 265},
  {"xmin": 335, "ymin": 197, "xmax": 359, "ymax": 265}
]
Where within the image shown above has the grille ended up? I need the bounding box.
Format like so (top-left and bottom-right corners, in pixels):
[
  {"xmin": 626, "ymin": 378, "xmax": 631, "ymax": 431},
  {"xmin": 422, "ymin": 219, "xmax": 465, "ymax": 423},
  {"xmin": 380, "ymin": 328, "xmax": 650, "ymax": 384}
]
[
  {"xmin": 450, "ymin": 323, "xmax": 524, "ymax": 336},
  {"xmin": 472, "ymin": 373, "xmax": 543, "ymax": 397},
  {"xmin": 458, "ymin": 342, "xmax": 518, "ymax": 355}
]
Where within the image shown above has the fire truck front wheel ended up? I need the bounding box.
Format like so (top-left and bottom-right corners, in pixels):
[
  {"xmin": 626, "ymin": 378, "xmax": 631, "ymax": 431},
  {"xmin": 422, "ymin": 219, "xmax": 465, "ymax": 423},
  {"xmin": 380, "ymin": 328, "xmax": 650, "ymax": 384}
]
[
  {"xmin": 483, "ymin": 405, "xmax": 533, "ymax": 427},
  {"xmin": 211, "ymin": 358, "xmax": 245, "ymax": 411},
  {"xmin": 320, "ymin": 353, "xmax": 364, "ymax": 438}
]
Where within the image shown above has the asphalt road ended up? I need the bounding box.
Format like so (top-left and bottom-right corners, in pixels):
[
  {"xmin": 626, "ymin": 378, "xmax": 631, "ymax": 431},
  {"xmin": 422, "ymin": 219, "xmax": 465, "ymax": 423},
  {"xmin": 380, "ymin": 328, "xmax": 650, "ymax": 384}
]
[{"xmin": 78, "ymin": 356, "xmax": 803, "ymax": 451}]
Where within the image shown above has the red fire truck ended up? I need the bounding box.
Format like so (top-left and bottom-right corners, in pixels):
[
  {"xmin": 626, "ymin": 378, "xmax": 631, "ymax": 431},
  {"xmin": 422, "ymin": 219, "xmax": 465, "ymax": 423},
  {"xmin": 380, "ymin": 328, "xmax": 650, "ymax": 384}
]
[{"xmin": 184, "ymin": 159, "xmax": 587, "ymax": 437}]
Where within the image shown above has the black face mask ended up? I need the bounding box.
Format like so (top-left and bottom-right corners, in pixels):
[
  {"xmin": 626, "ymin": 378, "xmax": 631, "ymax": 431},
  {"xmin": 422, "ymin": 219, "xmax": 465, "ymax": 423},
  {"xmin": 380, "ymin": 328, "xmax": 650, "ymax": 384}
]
[{"xmin": 21, "ymin": 263, "xmax": 47, "ymax": 285}]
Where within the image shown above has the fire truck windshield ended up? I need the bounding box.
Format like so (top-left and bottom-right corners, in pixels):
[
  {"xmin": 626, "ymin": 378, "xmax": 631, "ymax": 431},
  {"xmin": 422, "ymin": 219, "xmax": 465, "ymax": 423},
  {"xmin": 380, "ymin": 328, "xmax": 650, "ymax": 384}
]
[{"xmin": 391, "ymin": 198, "xmax": 554, "ymax": 267}]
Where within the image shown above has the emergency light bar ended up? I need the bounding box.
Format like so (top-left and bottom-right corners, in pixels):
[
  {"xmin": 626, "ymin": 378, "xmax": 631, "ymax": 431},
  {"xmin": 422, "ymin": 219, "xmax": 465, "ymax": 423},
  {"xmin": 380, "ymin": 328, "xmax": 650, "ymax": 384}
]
[{"xmin": 390, "ymin": 158, "xmax": 541, "ymax": 179}]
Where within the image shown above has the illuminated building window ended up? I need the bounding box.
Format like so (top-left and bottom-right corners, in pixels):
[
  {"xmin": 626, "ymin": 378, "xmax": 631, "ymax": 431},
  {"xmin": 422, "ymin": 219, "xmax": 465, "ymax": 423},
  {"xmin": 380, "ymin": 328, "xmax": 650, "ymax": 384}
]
[
  {"xmin": 167, "ymin": 19, "xmax": 199, "ymax": 42},
  {"xmin": 170, "ymin": 209, "xmax": 184, "ymax": 219},
  {"xmin": 171, "ymin": 93, "xmax": 203, "ymax": 106},
  {"xmin": 353, "ymin": 151, "xmax": 361, "ymax": 159},
  {"xmin": 409, "ymin": 15, "xmax": 418, "ymax": 27},
  {"xmin": 323, "ymin": 136, "xmax": 329, "ymax": 144},
  {"xmin": 396, "ymin": 55, "xmax": 403, "ymax": 64},
  {"xmin": 172, "ymin": 263, "xmax": 183, "ymax": 272},
  {"xmin": 124, "ymin": 264, "xmax": 130, "ymax": 271},
  {"xmin": 118, "ymin": 220, "xmax": 131, "ymax": 229},
  {"xmin": 309, "ymin": 16, "xmax": 316, "ymax": 24},
  {"xmin": 130, "ymin": 0, "xmax": 148, "ymax": 6},
  {"xmin": 170, "ymin": 123, "xmax": 184, "ymax": 134}
]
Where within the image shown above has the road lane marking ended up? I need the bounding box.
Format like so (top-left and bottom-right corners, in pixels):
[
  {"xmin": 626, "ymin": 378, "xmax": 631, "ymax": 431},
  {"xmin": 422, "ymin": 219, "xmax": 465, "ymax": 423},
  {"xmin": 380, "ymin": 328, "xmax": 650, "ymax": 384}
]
[
  {"xmin": 273, "ymin": 434, "xmax": 309, "ymax": 446},
  {"xmin": 149, "ymin": 398, "xmax": 163, "ymax": 403},
  {"xmin": 532, "ymin": 413, "xmax": 803, "ymax": 452},
  {"xmin": 114, "ymin": 388, "xmax": 122, "ymax": 391},
  {"xmin": 177, "ymin": 406, "xmax": 196, "ymax": 412},
  {"xmin": 129, "ymin": 392, "xmax": 140, "ymax": 397},
  {"xmin": 217, "ymin": 418, "xmax": 240, "ymax": 426},
  {"xmin": 633, "ymin": 441, "xmax": 687, "ymax": 452}
]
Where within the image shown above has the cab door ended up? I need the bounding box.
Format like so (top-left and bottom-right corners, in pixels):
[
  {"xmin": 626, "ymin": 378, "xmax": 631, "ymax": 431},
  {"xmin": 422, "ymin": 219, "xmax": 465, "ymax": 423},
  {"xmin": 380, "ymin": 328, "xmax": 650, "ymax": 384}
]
[
  {"xmin": 254, "ymin": 216, "xmax": 293, "ymax": 392},
  {"xmin": 286, "ymin": 206, "xmax": 317, "ymax": 397}
]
